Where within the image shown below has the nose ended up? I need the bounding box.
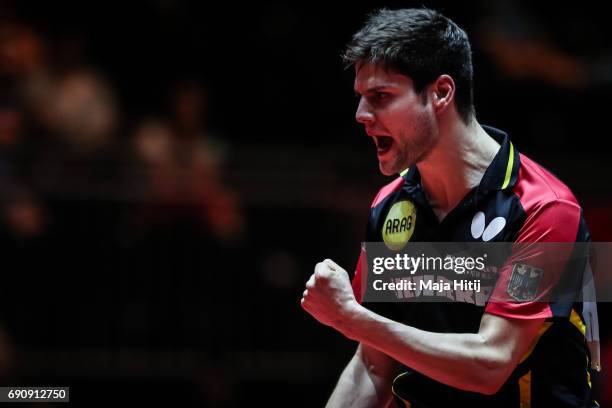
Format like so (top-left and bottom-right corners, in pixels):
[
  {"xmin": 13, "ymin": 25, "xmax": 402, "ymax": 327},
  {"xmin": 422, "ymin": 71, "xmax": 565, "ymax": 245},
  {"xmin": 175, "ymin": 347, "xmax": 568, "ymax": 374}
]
[{"xmin": 355, "ymin": 97, "xmax": 374, "ymax": 125}]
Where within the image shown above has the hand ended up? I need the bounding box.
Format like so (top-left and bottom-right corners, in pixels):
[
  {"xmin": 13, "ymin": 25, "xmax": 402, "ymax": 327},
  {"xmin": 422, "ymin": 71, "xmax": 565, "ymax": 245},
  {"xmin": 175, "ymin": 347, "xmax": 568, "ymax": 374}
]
[{"xmin": 301, "ymin": 259, "xmax": 360, "ymax": 332}]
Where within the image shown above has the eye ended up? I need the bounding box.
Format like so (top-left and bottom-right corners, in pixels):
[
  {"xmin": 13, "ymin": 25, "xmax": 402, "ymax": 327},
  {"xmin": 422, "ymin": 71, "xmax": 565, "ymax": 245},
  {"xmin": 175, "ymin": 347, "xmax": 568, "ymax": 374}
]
[{"xmin": 374, "ymin": 91, "xmax": 390, "ymax": 101}]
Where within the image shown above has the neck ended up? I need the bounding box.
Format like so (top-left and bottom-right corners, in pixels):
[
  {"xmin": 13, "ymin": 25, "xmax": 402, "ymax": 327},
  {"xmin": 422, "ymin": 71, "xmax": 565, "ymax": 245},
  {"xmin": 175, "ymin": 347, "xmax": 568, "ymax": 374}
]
[{"xmin": 416, "ymin": 119, "xmax": 500, "ymax": 221}]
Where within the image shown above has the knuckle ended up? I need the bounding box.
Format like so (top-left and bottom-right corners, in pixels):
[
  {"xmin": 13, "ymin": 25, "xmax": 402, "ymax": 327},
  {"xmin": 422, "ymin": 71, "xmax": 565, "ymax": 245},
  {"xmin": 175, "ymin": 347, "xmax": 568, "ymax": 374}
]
[{"xmin": 314, "ymin": 270, "xmax": 328, "ymax": 282}]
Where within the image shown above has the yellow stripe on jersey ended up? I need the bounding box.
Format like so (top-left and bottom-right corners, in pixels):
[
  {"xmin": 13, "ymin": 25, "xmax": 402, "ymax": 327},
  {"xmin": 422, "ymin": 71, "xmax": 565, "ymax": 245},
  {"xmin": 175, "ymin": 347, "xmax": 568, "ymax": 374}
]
[
  {"xmin": 570, "ymin": 309, "xmax": 587, "ymax": 337},
  {"xmin": 501, "ymin": 142, "xmax": 514, "ymax": 189},
  {"xmin": 519, "ymin": 370, "xmax": 532, "ymax": 407},
  {"xmin": 567, "ymin": 310, "xmax": 591, "ymax": 390}
]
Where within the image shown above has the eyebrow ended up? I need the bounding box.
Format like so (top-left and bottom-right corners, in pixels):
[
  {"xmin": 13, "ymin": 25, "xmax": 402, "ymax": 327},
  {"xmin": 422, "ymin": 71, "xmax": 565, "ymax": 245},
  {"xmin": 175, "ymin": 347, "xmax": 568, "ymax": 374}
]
[{"xmin": 354, "ymin": 85, "xmax": 392, "ymax": 96}]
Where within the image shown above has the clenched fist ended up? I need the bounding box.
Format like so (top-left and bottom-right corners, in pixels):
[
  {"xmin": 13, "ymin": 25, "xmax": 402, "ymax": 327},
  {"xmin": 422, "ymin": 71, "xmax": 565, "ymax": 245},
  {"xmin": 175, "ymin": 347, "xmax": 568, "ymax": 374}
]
[{"xmin": 300, "ymin": 259, "xmax": 360, "ymax": 332}]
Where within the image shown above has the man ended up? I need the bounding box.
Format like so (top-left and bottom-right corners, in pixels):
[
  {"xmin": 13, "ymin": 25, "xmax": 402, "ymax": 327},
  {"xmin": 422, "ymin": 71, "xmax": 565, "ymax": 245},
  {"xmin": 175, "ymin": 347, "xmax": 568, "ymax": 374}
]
[{"xmin": 300, "ymin": 8, "xmax": 598, "ymax": 407}]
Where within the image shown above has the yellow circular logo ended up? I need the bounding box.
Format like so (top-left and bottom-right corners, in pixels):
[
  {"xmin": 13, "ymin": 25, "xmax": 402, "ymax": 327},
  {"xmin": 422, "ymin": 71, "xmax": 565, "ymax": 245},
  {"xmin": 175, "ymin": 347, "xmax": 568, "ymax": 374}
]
[{"xmin": 382, "ymin": 200, "xmax": 416, "ymax": 250}]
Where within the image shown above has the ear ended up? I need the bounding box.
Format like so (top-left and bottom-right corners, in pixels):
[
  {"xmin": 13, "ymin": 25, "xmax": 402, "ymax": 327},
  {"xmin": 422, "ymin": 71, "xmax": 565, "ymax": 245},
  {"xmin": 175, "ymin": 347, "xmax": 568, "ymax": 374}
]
[{"xmin": 430, "ymin": 75, "xmax": 455, "ymax": 115}]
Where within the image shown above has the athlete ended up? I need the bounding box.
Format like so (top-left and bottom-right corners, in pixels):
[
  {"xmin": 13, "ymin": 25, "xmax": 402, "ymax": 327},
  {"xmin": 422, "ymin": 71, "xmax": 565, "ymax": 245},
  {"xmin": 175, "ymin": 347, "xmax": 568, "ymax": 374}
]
[{"xmin": 301, "ymin": 8, "xmax": 598, "ymax": 407}]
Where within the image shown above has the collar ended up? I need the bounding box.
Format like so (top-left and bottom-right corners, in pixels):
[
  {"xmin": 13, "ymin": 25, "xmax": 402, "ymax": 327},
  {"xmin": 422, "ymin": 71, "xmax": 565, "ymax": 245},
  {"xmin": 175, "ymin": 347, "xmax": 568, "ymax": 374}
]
[{"xmin": 401, "ymin": 125, "xmax": 520, "ymax": 194}]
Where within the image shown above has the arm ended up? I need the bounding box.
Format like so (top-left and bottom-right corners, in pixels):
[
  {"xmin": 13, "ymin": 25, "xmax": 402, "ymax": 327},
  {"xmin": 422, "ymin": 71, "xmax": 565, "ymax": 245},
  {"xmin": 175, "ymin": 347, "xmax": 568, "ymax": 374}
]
[
  {"xmin": 301, "ymin": 259, "xmax": 544, "ymax": 395},
  {"xmin": 327, "ymin": 343, "xmax": 400, "ymax": 408},
  {"xmin": 342, "ymin": 307, "xmax": 543, "ymax": 395}
]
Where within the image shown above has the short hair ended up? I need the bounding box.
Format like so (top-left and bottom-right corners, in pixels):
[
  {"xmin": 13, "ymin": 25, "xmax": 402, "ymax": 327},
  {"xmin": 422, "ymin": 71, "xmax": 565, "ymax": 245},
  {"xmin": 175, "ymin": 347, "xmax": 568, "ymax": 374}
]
[{"xmin": 343, "ymin": 8, "xmax": 475, "ymax": 123}]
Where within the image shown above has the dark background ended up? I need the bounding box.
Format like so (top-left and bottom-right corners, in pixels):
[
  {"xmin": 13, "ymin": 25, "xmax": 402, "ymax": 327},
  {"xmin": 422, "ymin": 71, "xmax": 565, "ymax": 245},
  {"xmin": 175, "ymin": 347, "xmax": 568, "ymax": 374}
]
[{"xmin": 0, "ymin": 0, "xmax": 611, "ymax": 406}]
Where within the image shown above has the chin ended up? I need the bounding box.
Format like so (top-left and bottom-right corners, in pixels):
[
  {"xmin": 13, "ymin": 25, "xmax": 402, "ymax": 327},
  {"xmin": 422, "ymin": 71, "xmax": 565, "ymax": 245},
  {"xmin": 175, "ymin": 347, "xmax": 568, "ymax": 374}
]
[{"xmin": 378, "ymin": 162, "xmax": 398, "ymax": 176}]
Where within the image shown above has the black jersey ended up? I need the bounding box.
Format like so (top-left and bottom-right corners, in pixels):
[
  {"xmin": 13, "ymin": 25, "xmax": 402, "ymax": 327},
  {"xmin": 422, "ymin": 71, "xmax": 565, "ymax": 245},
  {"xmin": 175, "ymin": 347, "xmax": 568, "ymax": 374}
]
[{"xmin": 352, "ymin": 126, "xmax": 597, "ymax": 407}]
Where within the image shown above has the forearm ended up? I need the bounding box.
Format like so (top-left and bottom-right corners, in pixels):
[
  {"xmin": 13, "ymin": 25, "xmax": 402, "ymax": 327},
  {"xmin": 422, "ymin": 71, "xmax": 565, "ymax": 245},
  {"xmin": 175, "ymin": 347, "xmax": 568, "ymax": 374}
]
[
  {"xmin": 327, "ymin": 346, "xmax": 395, "ymax": 408},
  {"xmin": 302, "ymin": 259, "xmax": 544, "ymax": 396},
  {"xmin": 341, "ymin": 306, "xmax": 511, "ymax": 394}
]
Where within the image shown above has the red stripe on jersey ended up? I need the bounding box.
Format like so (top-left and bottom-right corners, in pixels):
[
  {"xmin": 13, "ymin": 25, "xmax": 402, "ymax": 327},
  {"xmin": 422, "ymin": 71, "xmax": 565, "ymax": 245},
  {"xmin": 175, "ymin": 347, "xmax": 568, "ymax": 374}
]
[
  {"xmin": 486, "ymin": 154, "xmax": 582, "ymax": 319},
  {"xmin": 352, "ymin": 176, "xmax": 405, "ymax": 303},
  {"xmin": 513, "ymin": 154, "xmax": 580, "ymax": 210},
  {"xmin": 371, "ymin": 176, "xmax": 405, "ymax": 208}
]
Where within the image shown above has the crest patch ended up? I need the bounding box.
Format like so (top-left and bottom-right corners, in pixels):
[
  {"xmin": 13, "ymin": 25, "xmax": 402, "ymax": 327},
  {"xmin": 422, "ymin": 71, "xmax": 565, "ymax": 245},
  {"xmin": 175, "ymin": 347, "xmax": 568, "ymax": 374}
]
[{"xmin": 506, "ymin": 263, "xmax": 543, "ymax": 302}]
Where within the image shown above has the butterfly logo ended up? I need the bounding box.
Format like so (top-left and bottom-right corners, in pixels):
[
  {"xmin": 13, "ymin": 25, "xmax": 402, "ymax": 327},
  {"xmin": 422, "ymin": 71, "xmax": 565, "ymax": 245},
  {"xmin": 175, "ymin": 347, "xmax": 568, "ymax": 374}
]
[{"xmin": 470, "ymin": 211, "xmax": 506, "ymax": 241}]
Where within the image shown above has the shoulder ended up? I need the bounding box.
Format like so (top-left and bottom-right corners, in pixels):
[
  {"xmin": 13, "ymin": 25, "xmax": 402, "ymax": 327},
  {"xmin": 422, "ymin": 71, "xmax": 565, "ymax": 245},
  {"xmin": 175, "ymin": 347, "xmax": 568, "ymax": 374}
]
[
  {"xmin": 514, "ymin": 153, "xmax": 580, "ymax": 211},
  {"xmin": 513, "ymin": 154, "xmax": 584, "ymax": 242},
  {"xmin": 370, "ymin": 176, "xmax": 405, "ymax": 208}
]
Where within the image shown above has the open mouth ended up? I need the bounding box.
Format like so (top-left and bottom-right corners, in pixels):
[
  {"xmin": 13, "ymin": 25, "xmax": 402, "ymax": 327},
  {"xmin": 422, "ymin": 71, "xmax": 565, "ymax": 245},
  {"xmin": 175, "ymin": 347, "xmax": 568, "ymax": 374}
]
[{"xmin": 374, "ymin": 136, "xmax": 393, "ymax": 155}]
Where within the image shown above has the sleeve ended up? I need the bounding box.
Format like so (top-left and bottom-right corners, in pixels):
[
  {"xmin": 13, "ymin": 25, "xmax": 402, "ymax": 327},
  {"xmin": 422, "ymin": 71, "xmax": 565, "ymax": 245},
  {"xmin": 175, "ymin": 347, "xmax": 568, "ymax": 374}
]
[
  {"xmin": 352, "ymin": 188, "xmax": 383, "ymax": 305},
  {"xmin": 351, "ymin": 245, "xmax": 367, "ymax": 304},
  {"xmin": 351, "ymin": 252, "xmax": 363, "ymax": 304},
  {"xmin": 485, "ymin": 199, "xmax": 583, "ymax": 319}
]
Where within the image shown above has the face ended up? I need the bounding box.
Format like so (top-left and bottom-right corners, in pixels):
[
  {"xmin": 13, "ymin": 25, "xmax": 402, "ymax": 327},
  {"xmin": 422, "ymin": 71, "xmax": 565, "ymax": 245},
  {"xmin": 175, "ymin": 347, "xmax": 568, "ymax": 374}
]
[{"xmin": 354, "ymin": 62, "xmax": 438, "ymax": 176}]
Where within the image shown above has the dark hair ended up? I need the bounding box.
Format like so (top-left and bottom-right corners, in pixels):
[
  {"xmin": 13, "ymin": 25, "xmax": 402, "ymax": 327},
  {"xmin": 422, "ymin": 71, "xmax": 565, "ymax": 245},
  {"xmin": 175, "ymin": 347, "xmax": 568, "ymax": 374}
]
[{"xmin": 343, "ymin": 8, "xmax": 475, "ymax": 123}]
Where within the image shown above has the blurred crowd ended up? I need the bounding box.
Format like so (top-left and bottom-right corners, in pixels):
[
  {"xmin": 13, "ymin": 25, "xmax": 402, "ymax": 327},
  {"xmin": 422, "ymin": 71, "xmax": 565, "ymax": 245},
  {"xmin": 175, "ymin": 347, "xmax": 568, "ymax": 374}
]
[
  {"xmin": 0, "ymin": 16, "xmax": 248, "ymax": 405},
  {"xmin": 0, "ymin": 20, "xmax": 244, "ymax": 245}
]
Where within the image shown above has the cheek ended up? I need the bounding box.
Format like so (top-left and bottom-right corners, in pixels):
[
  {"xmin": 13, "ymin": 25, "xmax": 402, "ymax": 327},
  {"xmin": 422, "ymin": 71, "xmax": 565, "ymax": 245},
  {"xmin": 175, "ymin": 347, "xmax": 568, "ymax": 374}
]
[
  {"xmin": 388, "ymin": 96, "xmax": 426, "ymax": 126},
  {"xmin": 388, "ymin": 109, "xmax": 421, "ymax": 135},
  {"xmin": 380, "ymin": 106, "xmax": 409, "ymax": 133}
]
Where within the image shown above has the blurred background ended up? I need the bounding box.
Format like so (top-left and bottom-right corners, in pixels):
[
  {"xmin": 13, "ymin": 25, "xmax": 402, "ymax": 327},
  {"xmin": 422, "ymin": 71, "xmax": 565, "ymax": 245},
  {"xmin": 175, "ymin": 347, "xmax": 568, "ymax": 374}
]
[{"xmin": 0, "ymin": 0, "xmax": 610, "ymax": 406}]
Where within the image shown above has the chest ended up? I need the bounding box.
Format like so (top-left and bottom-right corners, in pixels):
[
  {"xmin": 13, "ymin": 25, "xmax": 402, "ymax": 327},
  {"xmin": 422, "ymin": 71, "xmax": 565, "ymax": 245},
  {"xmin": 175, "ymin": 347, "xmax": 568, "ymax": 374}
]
[{"xmin": 368, "ymin": 185, "xmax": 525, "ymax": 244}]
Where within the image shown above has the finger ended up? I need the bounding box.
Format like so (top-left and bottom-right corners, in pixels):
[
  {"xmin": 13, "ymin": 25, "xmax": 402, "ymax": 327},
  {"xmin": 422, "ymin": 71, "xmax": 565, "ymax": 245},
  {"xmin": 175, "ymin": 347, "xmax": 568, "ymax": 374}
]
[
  {"xmin": 324, "ymin": 258, "xmax": 340, "ymax": 271},
  {"xmin": 314, "ymin": 263, "xmax": 330, "ymax": 280},
  {"xmin": 306, "ymin": 274, "xmax": 315, "ymax": 288},
  {"xmin": 315, "ymin": 261, "xmax": 328, "ymax": 275}
]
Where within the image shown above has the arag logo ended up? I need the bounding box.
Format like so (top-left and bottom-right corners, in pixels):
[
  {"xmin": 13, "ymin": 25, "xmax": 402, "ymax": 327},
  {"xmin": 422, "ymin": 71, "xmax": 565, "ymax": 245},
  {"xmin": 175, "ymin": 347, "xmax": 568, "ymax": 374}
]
[{"xmin": 382, "ymin": 200, "xmax": 416, "ymax": 250}]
